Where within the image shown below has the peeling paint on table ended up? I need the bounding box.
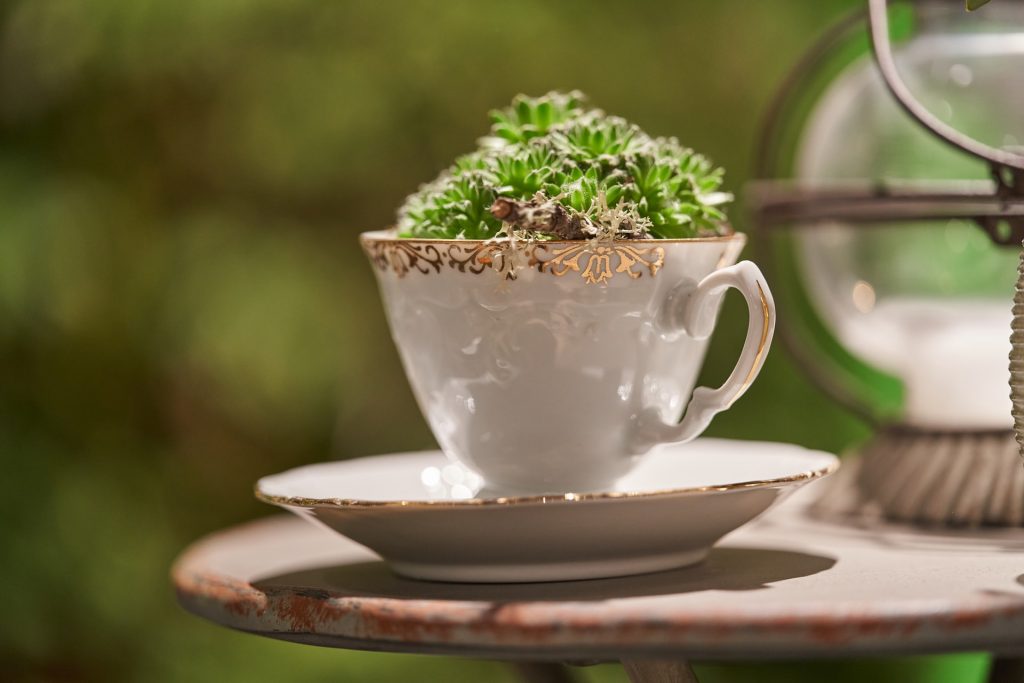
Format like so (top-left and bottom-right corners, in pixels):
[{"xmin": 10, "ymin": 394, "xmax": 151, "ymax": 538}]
[{"xmin": 172, "ymin": 487, "xmax": 1024, "ymax": 663}]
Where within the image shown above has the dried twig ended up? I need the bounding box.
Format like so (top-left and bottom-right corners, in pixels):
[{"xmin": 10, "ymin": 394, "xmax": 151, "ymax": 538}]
[{"xmin": 489, "ymin": 192, "xmax": 650, "ymax": 241}]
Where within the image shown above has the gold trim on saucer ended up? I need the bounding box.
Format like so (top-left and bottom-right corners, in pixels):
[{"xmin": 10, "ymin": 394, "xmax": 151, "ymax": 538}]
[{"xmin": 254, "ymin": 456, "xmax": 838, "ymax": 510}]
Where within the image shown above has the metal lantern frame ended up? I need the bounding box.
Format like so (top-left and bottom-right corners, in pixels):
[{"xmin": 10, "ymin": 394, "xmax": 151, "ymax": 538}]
[
  {"xmin": 748, "ymin": 0, "xmax": 1024, "ymax": 526},
  {"xmin": 750, "ymin": 0, "xmax": 1024, "ymax": 422}
]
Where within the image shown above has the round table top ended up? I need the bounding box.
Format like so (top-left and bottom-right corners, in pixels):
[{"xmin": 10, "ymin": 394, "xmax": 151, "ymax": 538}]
[{"xmin": 173, "ymin": 487, "xmax": 1024, "ymax": 662}]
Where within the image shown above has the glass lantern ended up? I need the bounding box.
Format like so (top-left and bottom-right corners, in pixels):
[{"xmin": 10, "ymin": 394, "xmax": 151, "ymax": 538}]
[{"xmin": 750, "ymin": 0, "xmax": 1024, "ymax": 526}]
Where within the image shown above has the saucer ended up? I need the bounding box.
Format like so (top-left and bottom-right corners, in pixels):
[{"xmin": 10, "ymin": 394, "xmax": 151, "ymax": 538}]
[{"xmin": 255, "ymin": 438, "xmax": 838, "ymax": 583}]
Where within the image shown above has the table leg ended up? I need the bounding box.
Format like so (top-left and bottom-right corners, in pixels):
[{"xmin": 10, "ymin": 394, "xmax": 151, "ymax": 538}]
[
  {"xmin": 508, "ymin": 662, "xmax": 577, "ymax": 683},
  {"xmin": 990, "ymin": 657, "xmax": 1024, "ymax": 683},
  {"xmin": 622, "ymin": 659, "xmax": 699, "ymax": 683}
]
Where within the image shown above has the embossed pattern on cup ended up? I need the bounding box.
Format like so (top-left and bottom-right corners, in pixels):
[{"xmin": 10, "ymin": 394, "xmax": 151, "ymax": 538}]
[{"xmin": 362, "ymin": 230, "xmax": 773, "ymax": 495}]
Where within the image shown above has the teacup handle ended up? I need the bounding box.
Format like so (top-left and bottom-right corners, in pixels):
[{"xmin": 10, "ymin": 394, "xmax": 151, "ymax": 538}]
[{"xmin": 630, "ymin": 261, "xmax": 775, "ymax": 452}]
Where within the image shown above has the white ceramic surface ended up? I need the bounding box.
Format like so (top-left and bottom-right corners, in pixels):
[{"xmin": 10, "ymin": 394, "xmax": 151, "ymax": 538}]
[
  {"xmin": 362, "ymin": 231, "xmax": 775, "ymax": 494},
  {"xmin": 256, "ymin": 438, "xmax": 837, "ymax": 583}
]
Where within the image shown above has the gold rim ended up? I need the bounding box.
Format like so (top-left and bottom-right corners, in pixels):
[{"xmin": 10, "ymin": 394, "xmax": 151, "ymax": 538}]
[
  {"xmin": 737, "ymin": 281, "xmax": 773, "ymax": 396},
  {"xmin": 254, "ymin": 455, "xmax": 839, "ymax": 509},
  {"xmin": 359, "ymin": 228, "xmax": 745, "ymax": 247}
]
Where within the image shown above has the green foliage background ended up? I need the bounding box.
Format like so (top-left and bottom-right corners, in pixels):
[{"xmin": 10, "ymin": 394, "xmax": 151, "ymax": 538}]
[{"xmin": 0, "ymin": 1, "xmax": 988, "ymax": 681}]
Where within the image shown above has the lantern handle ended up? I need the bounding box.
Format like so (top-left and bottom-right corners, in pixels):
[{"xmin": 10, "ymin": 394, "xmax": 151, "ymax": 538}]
[{"xmin": 867, "ymin": 0, "xmax": 1024, "ymax": 176}]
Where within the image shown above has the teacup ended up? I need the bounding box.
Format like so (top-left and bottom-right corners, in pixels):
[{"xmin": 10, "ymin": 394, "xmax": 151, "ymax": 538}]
[{"xmin": 361, "ymin": 230, "xmax": 775, "ymax": 495}]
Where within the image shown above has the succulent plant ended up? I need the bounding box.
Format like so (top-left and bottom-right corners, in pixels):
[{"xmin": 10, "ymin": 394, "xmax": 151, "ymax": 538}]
[{"xmin": 397, "ymin": 92, "xmax": 732, "ymax": 240}]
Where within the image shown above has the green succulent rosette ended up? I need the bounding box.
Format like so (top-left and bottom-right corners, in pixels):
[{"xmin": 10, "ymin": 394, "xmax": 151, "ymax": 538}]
[{"xmin": 397, "ymin": 92, "xmax": 732, "ymax": 241}]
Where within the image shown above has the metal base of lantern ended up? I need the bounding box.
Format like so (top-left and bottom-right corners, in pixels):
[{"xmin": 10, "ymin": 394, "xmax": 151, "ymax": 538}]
[{"xmin": 810, "ymin": 427, "xmax": 1024, "ymax": 527}]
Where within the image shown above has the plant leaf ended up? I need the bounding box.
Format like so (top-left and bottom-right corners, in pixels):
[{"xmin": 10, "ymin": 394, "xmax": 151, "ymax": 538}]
[
  {"xmin": 396, "ymin": 92, "xmax": 732, "ymax": 240},
  {"xmin": 966, "ymin": 0, "xmax": 992, "ymax": 10}
]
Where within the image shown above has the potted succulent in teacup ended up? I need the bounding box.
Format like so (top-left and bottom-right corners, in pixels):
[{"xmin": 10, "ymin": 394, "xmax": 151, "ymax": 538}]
[{"xmin": 361, "ymin": 92, "xmax": 775, "ymax": 495}]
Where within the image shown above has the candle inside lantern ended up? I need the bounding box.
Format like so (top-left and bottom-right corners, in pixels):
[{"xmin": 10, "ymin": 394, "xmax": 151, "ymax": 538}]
[{"xmin": 828, "ymin": 296, "xmax": 1011, "ymax": 429}]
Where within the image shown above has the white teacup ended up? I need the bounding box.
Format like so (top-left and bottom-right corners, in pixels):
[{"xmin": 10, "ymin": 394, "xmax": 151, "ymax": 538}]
[{"xmin": 362, "ymin": 230, "xmax": 775, "ymax": 495}]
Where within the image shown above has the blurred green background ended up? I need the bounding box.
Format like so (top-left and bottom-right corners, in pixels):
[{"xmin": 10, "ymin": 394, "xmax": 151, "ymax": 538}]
[{"xmin": 0, "ymin": 1, "xmax": 992, "ymax": 681}]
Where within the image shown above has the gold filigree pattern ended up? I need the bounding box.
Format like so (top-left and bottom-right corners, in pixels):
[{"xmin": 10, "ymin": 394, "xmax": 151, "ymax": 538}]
[
  {"xmin": 530, "ymin": 243, "xmax": 665, "ymax": 284},
  {"xmin": 362, "ymin": 237, "xmax": 668, "ymax": 284},
  {"xmin": 447, "ymin": 241, "xmax": 522, "ymax": 279},
  {"xmin": 364, "ymin": 240, "xmax": 445, "ymax": 276}
]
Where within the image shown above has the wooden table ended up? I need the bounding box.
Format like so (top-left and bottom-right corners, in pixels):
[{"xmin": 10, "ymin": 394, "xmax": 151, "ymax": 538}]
[{"xmin": 173, "ymin": 489, "xmax": 1024, "ymax": 682}]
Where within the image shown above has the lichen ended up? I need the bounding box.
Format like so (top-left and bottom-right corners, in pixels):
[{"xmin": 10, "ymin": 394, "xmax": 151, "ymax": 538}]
[{"xmin": 397, "ymin": 91, "xmax": 732, "ymax": 240}]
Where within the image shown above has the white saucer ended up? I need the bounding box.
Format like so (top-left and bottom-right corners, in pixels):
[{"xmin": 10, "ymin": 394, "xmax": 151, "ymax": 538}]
[{"xmin": 256, "ymin": 438, "xmax": 838, "ymax": 583}]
